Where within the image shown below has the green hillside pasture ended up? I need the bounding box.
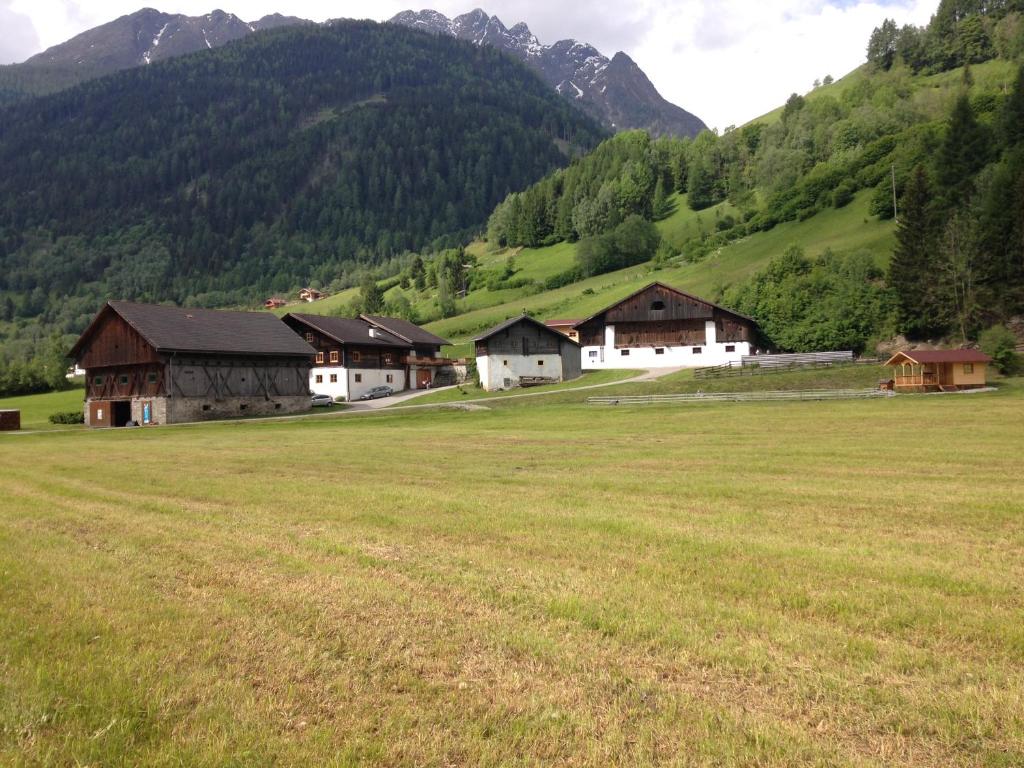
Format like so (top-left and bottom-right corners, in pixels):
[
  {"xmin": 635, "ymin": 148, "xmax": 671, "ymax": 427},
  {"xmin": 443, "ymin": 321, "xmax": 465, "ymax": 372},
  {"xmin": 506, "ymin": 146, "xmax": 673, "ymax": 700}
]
[
  {"xmin": 0, "ymin": 388, "xmax": 85, "ymax": 430},
  {"xmin": 424, "ymin": 189, "xmax": 894, "ymax": 342},
  {"xmin": 2, "ymin": 388, "xmax": 1023, "ymax": 766}
]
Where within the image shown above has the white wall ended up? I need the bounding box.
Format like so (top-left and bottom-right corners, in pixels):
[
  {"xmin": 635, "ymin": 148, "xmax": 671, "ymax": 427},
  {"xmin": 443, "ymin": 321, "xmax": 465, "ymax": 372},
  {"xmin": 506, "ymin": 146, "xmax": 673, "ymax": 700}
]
[
  {"xmin": 476, "ymin": 353, "xmax": 564, "ymax": 391},
  {"xmin": 347, "ymin": 368, "xmax": 404, "ymax": 400},
  {"xmin": 581, "ymin": 321, "xmax": 751, "ymax": 370},
  {"xmin": 310, "ymin": 366, "xmax": 349, "ymax": 401}
]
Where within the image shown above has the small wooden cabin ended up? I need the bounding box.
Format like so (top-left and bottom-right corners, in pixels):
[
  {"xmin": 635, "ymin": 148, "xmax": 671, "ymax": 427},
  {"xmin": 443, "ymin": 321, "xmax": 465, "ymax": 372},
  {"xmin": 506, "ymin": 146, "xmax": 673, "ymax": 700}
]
[
  {"xmin": 71, "ymin": 301, "xmax": 315, "ymax": 427},
  {"xmin": 474, "ymin": 315, "xmax": 581, "ymax": 391},
  {"xmin": 883, "ymin": 349, "xmax": 992, "ymax": 391}
]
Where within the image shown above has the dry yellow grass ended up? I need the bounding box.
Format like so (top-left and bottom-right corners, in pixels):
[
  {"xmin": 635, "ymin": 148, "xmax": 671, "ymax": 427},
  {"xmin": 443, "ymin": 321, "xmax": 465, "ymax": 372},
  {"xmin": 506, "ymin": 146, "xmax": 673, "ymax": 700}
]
[{"xmin": 1, "ymin": 384, "xmax": 1023, "ymax": 765}]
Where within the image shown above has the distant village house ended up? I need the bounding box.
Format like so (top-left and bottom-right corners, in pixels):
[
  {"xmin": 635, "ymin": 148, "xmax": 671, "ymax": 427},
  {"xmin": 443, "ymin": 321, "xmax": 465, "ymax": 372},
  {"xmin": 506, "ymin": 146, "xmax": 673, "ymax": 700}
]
[
  {"xmin": 299, "ymin": 288, "xmax": 325, "ymax": 303},
  {"xmin": 71, "ymin": 301, "xmax": 315, "ymax": 427},
  {"xmin": 574, "ymin": 282, "xmax": 759, "ymax": 369},
  {"xmin": 264, "ymin": 297, "xmax": 287, "ymax": 309},
  {"xmin": 544, "ymin": 319, "xmax": 581, "ymax": 342},
  {"xmin": 474, "ymin": 315, "xmax": 581, "ymax": 391}
]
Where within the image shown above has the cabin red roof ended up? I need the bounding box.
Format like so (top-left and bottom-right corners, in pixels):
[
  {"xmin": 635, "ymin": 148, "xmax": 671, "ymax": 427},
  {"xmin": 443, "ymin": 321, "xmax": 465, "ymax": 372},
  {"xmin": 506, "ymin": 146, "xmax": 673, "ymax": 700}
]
[{"xmin": 885, "ymin": 349, "xmax": 992, "ymax": 365}]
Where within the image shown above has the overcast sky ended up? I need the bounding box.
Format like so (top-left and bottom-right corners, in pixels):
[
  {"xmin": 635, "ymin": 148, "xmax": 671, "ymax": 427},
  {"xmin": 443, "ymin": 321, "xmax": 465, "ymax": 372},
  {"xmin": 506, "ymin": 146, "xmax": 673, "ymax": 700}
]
[{"xmin": 2, "ymin": 0, "xmax": 937, "ymax": 127}]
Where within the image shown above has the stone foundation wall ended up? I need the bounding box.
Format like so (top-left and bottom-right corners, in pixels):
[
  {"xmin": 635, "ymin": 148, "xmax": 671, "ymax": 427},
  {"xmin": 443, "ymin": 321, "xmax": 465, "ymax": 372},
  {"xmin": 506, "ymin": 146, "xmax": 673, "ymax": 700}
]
[{"xmin": 166, "ymin": 395, "xmax": 310, "ymax": 423}]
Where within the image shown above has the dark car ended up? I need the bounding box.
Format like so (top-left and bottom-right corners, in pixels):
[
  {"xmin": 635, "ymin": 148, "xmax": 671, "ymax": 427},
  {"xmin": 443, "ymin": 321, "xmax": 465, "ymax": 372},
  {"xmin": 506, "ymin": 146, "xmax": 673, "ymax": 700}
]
[
  {"xmin": 358, "ymin": 385, "xmax": 394, "ymax": 401},
  {"xmin": 310, "ymin": 393, "xmax": 334, "ymax": 407}
]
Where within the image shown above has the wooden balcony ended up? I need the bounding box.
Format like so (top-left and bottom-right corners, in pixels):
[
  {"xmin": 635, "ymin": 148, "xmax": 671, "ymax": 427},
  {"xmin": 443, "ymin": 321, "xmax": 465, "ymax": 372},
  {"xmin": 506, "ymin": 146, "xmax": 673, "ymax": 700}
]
[
  {"xmin": 402, "ymin": 356, "xmax": 462, "ymax": 367},
  {"xmin": 894, "ymin": 373, "xmax": 938, "ymax": 388}
]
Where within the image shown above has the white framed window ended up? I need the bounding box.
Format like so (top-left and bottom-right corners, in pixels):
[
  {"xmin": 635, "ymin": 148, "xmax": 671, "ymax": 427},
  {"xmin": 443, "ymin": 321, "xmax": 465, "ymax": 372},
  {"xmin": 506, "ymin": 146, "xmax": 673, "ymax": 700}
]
[
  {"xmin": 330, "ymin": 374, "xmax": 338, "ymax": 383},
  {"xmin": 589, "ymin": 350, "xmax": 598, "ymax": 358},
  {"xmin": 330, "ymin": 350, "xmax": 339, "ymax": 363},
  {"xmin": 725, "ymin": 345, "xmax": 736, "ymax": 353},
  {"xmin": 315, "ymin": 375, "xmax": 323, "ymax": 383},
  {"xmin": 315, "ymin": 352, "xmax": 324, "ymax": 364}
]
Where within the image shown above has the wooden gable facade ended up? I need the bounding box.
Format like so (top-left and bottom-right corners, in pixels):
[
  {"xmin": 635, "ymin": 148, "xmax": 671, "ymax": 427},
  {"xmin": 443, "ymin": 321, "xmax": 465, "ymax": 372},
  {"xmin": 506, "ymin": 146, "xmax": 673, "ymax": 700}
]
[
  {"xmin": 72, "ymin": 302, "xmax": 315, "ymax": 426},
  {"xmin": 575, "ymin": 283, "xmax": 757, "ymax": 349}
]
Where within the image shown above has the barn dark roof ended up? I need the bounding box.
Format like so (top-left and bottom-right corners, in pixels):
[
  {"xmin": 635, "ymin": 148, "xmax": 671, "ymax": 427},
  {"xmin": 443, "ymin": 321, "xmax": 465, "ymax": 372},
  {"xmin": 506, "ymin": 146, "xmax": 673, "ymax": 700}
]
[
  {"xmin": 473, "ymin": 314, "xmax": 580, "ymax": 345},
  {"xmin": 885, "ymin": 349, "xmax": 992, "ymax": 365},
  {"xmin": 285, "ymin": 313, "xmax": 408, "ymax": 348},
  {"xmin": 573, "ymin": 281, "xmax": 756, "ymax": 327},
  {"xmin": 360, "ymin": 315, "xmax": 451, "ymax": 347},
  {"xmin": 71, "ymin": 301, "xmax": 315, "ymax": 358}
]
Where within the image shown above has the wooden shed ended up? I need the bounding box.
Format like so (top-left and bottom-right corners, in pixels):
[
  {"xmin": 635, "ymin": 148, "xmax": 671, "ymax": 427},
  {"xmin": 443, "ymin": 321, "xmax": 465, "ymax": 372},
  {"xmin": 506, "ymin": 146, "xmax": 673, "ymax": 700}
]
[
  {"xmin": 70, "ymin": 301, "xmax": 315, "ymax": 427},
  {"xmin": 474, "ymin": 315, "xmax": 581, "ymax": 391},
  {"xmin": 883, "ymin": 349, "xmax": 992, "ymax": 391}
]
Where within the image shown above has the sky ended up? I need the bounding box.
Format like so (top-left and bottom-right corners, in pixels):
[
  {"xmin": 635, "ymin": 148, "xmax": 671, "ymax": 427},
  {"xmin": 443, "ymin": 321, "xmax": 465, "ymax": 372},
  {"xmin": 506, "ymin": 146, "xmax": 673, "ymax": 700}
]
[{"xmin": 1, "ymin": 0, "xmax": 938, "ymax": 127}]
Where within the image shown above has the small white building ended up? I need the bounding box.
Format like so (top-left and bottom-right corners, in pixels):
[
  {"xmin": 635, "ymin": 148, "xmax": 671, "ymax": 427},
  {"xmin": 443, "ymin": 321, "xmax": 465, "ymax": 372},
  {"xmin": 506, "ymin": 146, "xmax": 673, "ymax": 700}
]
[
  {"xmin": 574, "ymin": 282, "xmax": 759, "ymax": 370},
  {"xmin": 282, "ymin": 313, "xmax": 450, "ymax": 401},
  {"xmin": 474, "ymin": 315, "xmax": 582, "ymax": 391}
]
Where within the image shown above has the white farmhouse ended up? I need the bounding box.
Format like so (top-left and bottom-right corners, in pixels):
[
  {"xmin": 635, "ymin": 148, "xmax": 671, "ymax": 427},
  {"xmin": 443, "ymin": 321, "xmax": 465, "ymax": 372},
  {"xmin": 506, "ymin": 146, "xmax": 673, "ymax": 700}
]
[
  {"xmin": 282, "ymin": 313, "xmax": 450, "ymax": 401},
  {"xmin": 474, "ymin": 315, "xmax": 582, "ymax": 391},
  {"xmin": 574, "ymin": 282, "xmax": 760, "ymax": 369}
]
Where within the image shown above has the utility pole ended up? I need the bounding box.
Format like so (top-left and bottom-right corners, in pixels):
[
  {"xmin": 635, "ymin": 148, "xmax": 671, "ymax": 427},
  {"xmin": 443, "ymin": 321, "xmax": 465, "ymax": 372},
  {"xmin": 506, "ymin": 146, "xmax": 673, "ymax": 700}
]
[{"xmin": 891, "ymin": 164, "xmax": 898, "ymax": 224}]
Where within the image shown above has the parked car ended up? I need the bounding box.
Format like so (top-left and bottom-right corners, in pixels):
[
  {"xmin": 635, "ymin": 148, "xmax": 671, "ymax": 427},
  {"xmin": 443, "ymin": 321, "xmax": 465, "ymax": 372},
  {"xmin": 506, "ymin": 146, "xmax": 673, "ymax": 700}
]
[
  {"xmin": 310, "ymin": 393, "xmax": 334, "ymax": 407},
  {"xmin": 358, "ymin": 385, "xmax": 394, "ymax": 400}
]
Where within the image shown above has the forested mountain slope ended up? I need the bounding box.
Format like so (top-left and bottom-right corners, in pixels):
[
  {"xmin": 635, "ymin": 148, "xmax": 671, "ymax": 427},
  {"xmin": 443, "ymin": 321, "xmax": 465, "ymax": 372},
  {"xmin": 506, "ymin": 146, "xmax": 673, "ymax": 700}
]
[
  {"xmin": 0, "ymin": 8, "xmax": 306, "ymax": 104},
  {"xmin": 0, "ymin": 20, "xmax": 605, "ymax": 394}
]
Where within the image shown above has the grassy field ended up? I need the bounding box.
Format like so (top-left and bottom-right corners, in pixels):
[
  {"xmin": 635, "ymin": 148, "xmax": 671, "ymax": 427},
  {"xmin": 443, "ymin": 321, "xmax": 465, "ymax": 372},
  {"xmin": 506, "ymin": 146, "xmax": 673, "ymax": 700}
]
[
  {"xmin": 1, "ymin": 381, "xmax": 1023, "ymax": 766},
  {"xmin": 0, "ymin": 388, "xmax": 85, "ymax": 431},
  {"xmin": 394, "ymin": 368, "xmax": 640, "ymax": 406}
]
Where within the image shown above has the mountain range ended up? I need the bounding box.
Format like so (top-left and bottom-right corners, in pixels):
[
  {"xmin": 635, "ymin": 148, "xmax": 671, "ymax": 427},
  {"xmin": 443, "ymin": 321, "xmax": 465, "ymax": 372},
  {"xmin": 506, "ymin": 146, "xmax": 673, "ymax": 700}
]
[
  {"xmin": 389, "ymin": 9, "xmax": 707, "ymax": 137},
  {"xmin": 0, "ymin": 6, "xmax": 706, "ymax": 137}
]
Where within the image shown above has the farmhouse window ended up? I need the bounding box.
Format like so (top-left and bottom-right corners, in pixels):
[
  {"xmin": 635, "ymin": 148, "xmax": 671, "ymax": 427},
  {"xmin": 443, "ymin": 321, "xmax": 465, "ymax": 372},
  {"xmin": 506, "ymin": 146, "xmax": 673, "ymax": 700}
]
[
  {"xmin": 503, "ymin": 360, "xmax": 508, "ymax": 366},
  {"xmin": 655, "ymin": 348, "xmax": 665, "ymax": 355},
  {"xmin": 589, "ymin": 350, "xmax": 598, "ymax": 358},
  {"xmin": 305, "ymin": 332, "xmax": 314, "ymax": 343},
  {"xmin": 330, "ymin": 351, "xmax": 339, "ymax": 363},
  {"xmin": 352, "ymin": 351, "xmax": 362, "ymax": 363},
  {"xmin": 386, "ymin": 374, "xmax": 393, "ymax": 383},
  {"xmin": 119, "ymin": 374, "xmax": 129, "ymax": 385},
  {"xmin": 354, "ymin": 374, "xmax": 362, "ymax": 383},
  {"xmin": 147, "ymin": 372, "xmax": 158, "ymax": 383},
  {"xmin": 93, "ymin": 376, "xmax": 103, "ymax": 385},
  {"xmin": 315, "ymin": 352, "xmax": 324, "ymax": 364},
  {"xmin": 692, "ymin": 347, "xmax": 702, "ymax": 354},
  {"xmin": 315, "ymin": 375, "xmax": 323, "ymax": 383},
  {"xmin": 537, "ymin": 360, "xmax": 544, "ymax": 366},
  {"xmin": 330, "ymin": 374, "xmax": 338, "ymax": 383},
  {"xmin": 725, "ymin": 345, "xmax": 736, "ymax": 352},
  {"xmin": 202, "ymin": 404, "xmax": 211, "ymax": 412},
  {"xmin": 651, "ymin": 300, "xmax": 666, "ymax": 311},
  {"xmin": 964, "ymin": 363, "xmax": 974, "ymax": 374},
  {"xmin": 621, "ymin": 349, "xmax": 630, "ymax": 356},
  {"xmin": 383, "ymin": 353, "xmax": 393, "ymax": 366}
]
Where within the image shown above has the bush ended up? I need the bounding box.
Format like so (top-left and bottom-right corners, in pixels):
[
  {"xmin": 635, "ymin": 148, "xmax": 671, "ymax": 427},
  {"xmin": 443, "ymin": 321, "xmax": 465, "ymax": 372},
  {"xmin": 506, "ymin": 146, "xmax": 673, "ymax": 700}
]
[
  {"xmin": 832, "ymin": 180, "xmax": 856, "ymax": 208},
  {"xmin": 48, "ymin": 411, "xmax": 85, "ymax": 425},
  {"xmin": 979, "ymin": 325, "xmax": 1020, "ymax": 374}
]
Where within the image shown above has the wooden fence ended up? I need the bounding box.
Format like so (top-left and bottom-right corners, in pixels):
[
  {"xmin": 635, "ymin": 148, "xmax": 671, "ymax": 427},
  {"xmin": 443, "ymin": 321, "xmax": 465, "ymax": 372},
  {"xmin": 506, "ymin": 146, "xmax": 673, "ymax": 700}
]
[
  {"xmin": 694, "ymin": 351, "xmax": 861, "ymax": 379},
  {"xmin": 587, "ymin": 388, "xmax": 890, "ymax": 406}
]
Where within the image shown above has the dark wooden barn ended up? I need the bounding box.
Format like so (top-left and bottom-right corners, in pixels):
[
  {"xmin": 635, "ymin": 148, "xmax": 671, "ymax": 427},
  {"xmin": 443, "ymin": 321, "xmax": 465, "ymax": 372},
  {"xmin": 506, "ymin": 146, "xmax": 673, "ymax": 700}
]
[
  {"xmin": 70, "ymin": 301, "xmax": 315, "ymax": 427},
  {"xmin": 573, "ymin": 282, "xmax": 759, "ymax": 369}
]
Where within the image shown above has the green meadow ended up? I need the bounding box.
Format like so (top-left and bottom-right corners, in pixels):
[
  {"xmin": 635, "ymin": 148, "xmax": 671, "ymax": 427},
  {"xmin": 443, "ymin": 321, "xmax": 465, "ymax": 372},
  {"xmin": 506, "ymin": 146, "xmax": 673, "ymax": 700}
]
[{"xmin": 2, "ymin": 379, "xmax": 1022, "ymax": 766}]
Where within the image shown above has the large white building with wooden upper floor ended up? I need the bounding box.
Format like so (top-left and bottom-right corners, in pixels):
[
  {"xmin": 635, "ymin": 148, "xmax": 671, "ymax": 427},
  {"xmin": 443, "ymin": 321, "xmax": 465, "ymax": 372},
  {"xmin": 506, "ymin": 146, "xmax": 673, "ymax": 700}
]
[{"xmin": 573, "ymin": 282, "xmax": 760, "ymax": 370}]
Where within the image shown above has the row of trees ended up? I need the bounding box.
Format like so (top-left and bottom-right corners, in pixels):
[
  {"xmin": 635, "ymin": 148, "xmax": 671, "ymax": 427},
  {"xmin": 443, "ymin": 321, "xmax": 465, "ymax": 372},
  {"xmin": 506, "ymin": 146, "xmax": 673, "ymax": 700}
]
[
  {"xmin": 868, "ymin": 1, "xmax": 1024, "ymax": 74},
  {"xmin": 890, "ymin": 65, "xmax": 1024, "ymax": 340}
]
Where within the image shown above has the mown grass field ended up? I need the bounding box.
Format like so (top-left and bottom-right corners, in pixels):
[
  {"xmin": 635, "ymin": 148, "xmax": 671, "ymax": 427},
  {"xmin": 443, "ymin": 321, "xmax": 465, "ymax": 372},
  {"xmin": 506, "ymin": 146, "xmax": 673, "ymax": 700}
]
[
  {"xmin": 2, "ymin": 381, "xmax": 1022, "ymax": 766},
  {"xmin": 0, "ymin": 388, "xmax": 85, "ymax": 431}
]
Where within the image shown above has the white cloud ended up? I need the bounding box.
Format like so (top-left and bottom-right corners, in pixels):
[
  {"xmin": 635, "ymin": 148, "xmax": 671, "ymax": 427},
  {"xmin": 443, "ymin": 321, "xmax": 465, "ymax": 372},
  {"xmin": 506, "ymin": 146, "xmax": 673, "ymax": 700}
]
[{"xmin": 3, "ymin": 0, "xmax": 939, "ymax": 126}]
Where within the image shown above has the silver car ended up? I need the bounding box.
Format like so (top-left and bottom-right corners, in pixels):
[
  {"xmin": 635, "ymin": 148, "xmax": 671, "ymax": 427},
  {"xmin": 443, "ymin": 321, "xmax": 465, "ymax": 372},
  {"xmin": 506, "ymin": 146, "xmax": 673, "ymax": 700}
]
[
  {"xmin": 358, "ymin": 385, "xmax": 394, "ymax": 400},
  {"xmin": 310, "ymin": 393, "xmax": 334, "ymax": 407}
]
